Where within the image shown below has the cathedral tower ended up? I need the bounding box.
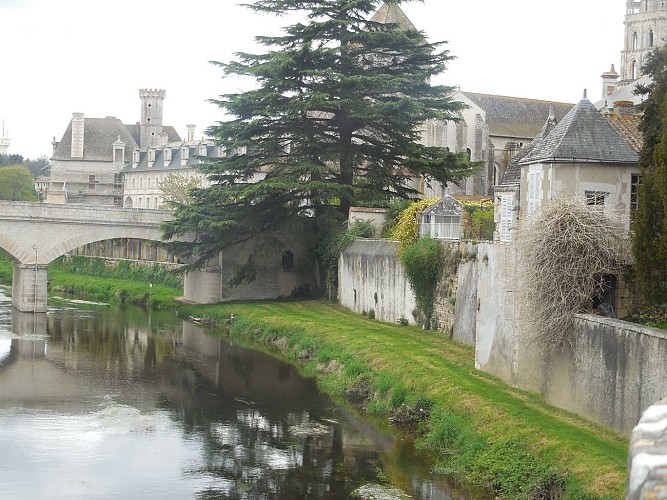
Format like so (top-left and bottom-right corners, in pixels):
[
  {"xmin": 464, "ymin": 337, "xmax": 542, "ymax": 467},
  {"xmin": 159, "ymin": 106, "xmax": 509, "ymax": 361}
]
[
  {"xmin": 621, "ymin": 0, "xmax": 667, "ymax": 83},
  {"xmin": 139, "ymin": 88, "xmax": 166, "ymax": 148}
]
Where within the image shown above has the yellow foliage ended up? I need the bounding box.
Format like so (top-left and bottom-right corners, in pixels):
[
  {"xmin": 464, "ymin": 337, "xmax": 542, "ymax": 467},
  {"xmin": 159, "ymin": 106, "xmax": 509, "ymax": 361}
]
[{"xmin": 387, "ymin": 198, "xmax": 439, "ymax": 251}]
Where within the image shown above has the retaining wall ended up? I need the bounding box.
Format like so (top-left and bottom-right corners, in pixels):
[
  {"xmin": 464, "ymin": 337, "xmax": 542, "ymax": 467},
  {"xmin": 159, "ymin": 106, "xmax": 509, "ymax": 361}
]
[
  {"xmin": 339, "ymin": 239, "xmax": 417, "ymax": 324},
  {"xmin": 339, "ymin": 238, "xmax": 667, "ymax": 433}
]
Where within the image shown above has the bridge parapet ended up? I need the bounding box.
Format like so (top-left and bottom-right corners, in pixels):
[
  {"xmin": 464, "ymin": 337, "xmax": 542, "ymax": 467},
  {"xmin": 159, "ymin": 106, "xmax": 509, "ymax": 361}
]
[
  {"xmin": 0, "ymin": 201, "xmax": 173, "ymax": 226},
  {"xmin": 0, "ymin": 201, "xmax": 178, "ymax": 312}
]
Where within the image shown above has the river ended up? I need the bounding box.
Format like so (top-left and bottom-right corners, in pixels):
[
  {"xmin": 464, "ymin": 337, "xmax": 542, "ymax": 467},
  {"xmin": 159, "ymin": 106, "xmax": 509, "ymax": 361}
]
[{"xmin": 0, "ymin": 286, "xmax": 472, "ymax": 499}]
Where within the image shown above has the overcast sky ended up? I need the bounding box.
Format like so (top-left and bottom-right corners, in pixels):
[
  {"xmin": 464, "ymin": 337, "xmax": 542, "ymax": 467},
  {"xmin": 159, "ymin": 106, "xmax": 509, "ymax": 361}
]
[{"xmin": 0, "ymin": 0, "xmax": 623, "ymax": 160}]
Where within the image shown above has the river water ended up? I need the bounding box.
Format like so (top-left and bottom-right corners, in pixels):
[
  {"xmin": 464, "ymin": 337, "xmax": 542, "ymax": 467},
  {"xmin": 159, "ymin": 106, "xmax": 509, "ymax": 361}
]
[{"xmin": 0, "ymin": 286, "xmax": 471, "ymax": 499}]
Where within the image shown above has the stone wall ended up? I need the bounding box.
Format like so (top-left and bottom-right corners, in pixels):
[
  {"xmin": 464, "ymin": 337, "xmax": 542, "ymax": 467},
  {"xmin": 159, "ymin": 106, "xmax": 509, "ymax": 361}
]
[
  {"xmin": 471, "ymin": 242, "xmax": 667, "ymax": 433},
  {"xmin": 184, "ymin": 235, "xmax": 316, "ymax": 304},
  {"xmin": 628, "ymin": 399, "xmax": 667, "ymax": 499},
  {"xmin": 339, "ymin": 237, "xmax": 667, "ymax": 433},
  {"xmin": 339, "ymin": 239, "xmax": 417, "ymax": 325}
]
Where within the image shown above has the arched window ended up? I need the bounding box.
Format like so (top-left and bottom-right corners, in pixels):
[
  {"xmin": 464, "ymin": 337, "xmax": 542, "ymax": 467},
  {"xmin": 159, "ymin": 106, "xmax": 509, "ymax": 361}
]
[
  {"xmin": 632, "ymin": 31, "xmax": 638, "ymax": 50},
  {"xmin": 282, "ymin": 250, "xmax": 294, "ymax": 270},
  {"xmin": 632, "ymin": 60, "xmax": 638, "ymax": 80},
  {"xmin": 466, "ymin": 148, "xmax": 472, "ymax": 160},
  {"xmin": 649, "ymin": 29, "xmax": 654, "ymax": 47}
]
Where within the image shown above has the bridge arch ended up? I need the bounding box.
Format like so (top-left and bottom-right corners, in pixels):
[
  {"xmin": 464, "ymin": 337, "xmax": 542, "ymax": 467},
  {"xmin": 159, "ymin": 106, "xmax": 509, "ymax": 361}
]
[{"xmin": 0, "ymin": 234, "xmax": 22, "ymax": 263}]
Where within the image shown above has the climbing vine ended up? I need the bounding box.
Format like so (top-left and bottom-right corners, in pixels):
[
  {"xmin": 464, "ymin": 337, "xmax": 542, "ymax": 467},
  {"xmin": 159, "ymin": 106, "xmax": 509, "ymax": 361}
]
[{"xmin": 386, "ymin": 198, "xmax": 439, "ymax": 250}]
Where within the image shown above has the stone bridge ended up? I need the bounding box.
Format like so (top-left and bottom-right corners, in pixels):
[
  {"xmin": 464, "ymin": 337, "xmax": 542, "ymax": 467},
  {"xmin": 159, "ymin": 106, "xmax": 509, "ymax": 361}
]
[{"xmin": 0, "ymin": 201, "xmax": 175, "ymax": 312}]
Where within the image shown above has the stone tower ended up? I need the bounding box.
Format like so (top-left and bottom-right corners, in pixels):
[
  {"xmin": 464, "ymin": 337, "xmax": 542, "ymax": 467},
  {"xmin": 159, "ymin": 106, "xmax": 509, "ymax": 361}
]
[
  {"xmin": 0, "ymin": 120, "xmax": 10, "ymax": 156},
  {"xmin": 139, "ymin": 88, "xmax": 166, "ymax": 148},
  {"xmin": 621, "ymin": 0, "xmax": 667, "ymax": 83}
]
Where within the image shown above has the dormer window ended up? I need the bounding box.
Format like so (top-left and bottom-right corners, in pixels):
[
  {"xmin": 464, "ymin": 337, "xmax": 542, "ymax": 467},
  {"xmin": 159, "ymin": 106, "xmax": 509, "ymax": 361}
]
[
  {"xmin": 164, "ymin": 148, "xmax": 172, "ymax": 163},
  {"xmin": 148, "ymin": 148, "xmax": 156, "ymax": 165},
  {"xmin": 132, "ymin": 149, "xmax": 140, "ymax": 167},
  {"xmin": 199, "ymin": 144, "xmax": 207, "ymax": 156},
  {"xmin": 182, "ymin": 146, "xmax": 190, "ymax": 160},
  {"xmin": 114, "ymin": 147, "xmax": 124, "ymax": 163}
]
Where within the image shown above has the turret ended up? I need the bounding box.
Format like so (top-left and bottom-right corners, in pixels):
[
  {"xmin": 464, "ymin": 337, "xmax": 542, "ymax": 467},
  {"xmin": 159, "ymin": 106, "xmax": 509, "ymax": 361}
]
[{"xmin": 139, "ymin": 89, "xmax": 166, "ymax": 148}]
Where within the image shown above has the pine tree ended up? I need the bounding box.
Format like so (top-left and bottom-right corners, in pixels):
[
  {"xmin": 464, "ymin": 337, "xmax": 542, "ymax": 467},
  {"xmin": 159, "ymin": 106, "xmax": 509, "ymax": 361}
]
[
  {"xmin": 162, "ymin": 0, "xmax": 476, "ymax": 275},
  {"xmin": 633, "ymin": 46, "xmax": 667, "ymax": 303}
]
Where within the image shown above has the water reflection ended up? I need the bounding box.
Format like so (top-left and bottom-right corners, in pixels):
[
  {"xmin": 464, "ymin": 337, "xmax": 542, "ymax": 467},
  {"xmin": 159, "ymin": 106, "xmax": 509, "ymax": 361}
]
[{"xmin": 0, "ymin": 288, "xmax": 470, "ymax": 499}]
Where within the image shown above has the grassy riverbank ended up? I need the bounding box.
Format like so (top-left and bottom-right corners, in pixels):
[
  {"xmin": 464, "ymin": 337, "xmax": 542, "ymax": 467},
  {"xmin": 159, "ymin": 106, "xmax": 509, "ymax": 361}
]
[{"xmin": 0, "ymin": 258, "xmax": 627, "ymax": 498}]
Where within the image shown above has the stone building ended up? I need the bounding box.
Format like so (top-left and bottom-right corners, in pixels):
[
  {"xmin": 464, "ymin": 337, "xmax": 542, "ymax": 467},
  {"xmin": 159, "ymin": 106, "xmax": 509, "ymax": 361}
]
[
  {"xmin": 48, "ymin": 89, "xmax": 182, "ymax": 205},
  {"xmin": 494, "ymin": 94, "xmax": 641, "ymax": 244},
  {"xmin": 598, "ymin": 0, "xmax": 667, "ymax": 107}
]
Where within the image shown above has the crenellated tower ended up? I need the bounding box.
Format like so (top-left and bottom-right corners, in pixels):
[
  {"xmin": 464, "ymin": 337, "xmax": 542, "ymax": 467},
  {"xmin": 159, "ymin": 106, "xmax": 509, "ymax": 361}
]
[
  {"xmin": 621, "ymin": 0, "xmax": 667, "ymax": 83},
  {"xmin": 139, "ymin": 88, "xmax": 166, "ymax": 148}
]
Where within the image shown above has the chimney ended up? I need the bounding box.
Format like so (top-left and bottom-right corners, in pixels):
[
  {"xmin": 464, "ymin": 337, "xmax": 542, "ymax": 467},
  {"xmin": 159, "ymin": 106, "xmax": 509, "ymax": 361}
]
[
  {"xmin": 187, "ymin": 124, "xmax": 196, "ymax": 142},
  {"xmin": 601, "ymin": 64, "xmax": 620, "ymax": 98},
  {"xmin": 71, "ymin": 112, "xmax": 85, "ymax": 158}
]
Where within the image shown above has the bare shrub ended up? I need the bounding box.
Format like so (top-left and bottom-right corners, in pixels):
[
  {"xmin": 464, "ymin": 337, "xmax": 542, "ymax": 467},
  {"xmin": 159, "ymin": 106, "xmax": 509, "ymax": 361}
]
[{"xmin": 516, "ymin": 196, "xmax": 631, "ymax": 350}]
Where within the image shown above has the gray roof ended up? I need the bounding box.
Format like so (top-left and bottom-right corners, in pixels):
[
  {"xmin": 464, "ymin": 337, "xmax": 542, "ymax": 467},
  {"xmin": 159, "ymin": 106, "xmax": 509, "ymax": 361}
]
[
  {"xmin": 519, "ymin": 97, "xmax": 639, "ymax": 165},
  {"xmin": 502, "ymin": 107, "xmax": 559, "ymax": 184},
  {"xmin": 121, "ymin": 143, "xmax": 222, "ymax": 173},
  {"xmin": 370, "ymin": 2, "xmax": 417, "ymax": 31},
  {"xmin": 125, "ymin": 123, "xmax": 181, "ymax": 146},
  {"xmin": 462, "ymin": 92, "xmax": 574, "ymax": 140},
  {"xmin": 422, "ymin": 195, "xmax": 462, "ymax": 216},
  {"xmin": 594, "ymin": 75, "xmax": 651, "ymax": 110},
  {"xmin": 52, "ymin": 117, "xmax": 138, "ymax": 161}
]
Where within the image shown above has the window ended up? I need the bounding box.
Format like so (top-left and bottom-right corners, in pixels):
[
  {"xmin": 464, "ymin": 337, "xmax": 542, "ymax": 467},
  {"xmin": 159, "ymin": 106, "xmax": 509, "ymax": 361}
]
[
  {"xmin": 632, "ymin": 31, "xmax": 638, "ymax": 50},
  {"xmin": 585, "ymin": 191, "xmax": 608, "ymax": 207},
  {"xmin": 631, "ymin": 174, "xmax": 641, "ymax": 211},
  {"xmin": 114, "ymin": 173, "xmax": 122, "ymax": 189},
  {"xmin": 164, "ymin": 148, "xmax": 172, "ymax": 163},
  {"xmin": 649, "ymin": 29, "xmax": 654, "ymax": 47},
  {"xmin": 632, "ymin": 60, "xmax": 638, "ymax": 80},
  {"xmin": 182, "ymin": 147, "xmax": 190, "ymax": 161},
  {"xmin": 282, "ymin": 251, "xmax": 294, "ymax": 270},
  {"xmin": 114, "ymin": 147, "xmax": 124, "ymax": 163},
  {"xmin": 499, "ymin": 194, "xmax": 513, "ymax": 243},
  {"xmin": 148, "ymin": 148, "xmax": 155, "ymax": 163},
  {"xmin": 527, "ymin": 170, "xmax": 542, "ymax": 214},
  {"xmin": 88, "ymin": 175, "xmax": 96, "ymax": 190}
]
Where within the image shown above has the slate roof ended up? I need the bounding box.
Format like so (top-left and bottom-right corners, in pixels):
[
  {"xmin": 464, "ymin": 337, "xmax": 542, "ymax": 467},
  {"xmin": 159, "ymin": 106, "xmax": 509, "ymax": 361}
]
[
  {"xmin": 125, "ymin": 123, "xmax": 182, "ymax": 146},
  {"xmin": 422, "ymin": 195, "xmax": 462, "ymax": 216},
  {"xmin": 462, "ymin": 92, "xmax": 574, "ymax": 140},
  {"xmin": 52, "ymin": 117, "xmax": 138, "ymax": 161},
  {"xmin": 502, "ymin": 107, "xmax": 559, "ymax": 184},
  {"xmin": 370, "ymin": 2, "xmax": 417, "ymax": 31},
  {"xmin": 121, "ymin": 143, "xmax": 222, "ymax": 173},
  {"xmin": 519, "ymin": 97, "xmax": 639, "ymax": 165}
]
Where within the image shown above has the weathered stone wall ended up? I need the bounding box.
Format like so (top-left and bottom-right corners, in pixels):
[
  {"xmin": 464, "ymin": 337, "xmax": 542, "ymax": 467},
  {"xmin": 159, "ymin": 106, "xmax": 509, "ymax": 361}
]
[
  {"xmin": 473, "ymin": 242, "xmax": 667, "ymax": 433},
  {"xmin": 339, "ymin": 237, "xmax": 667, "ymax": 433},
  {"xmin": 339, "ymin": 239, "xmax": 417, "ymax": 325},
  {"xmin": 184, "ymin": 235, "xmax": 316, "ymax": 304},
  {"xmin": 628, "ymin": 398, "xmax": 667, "ymax": 499}
]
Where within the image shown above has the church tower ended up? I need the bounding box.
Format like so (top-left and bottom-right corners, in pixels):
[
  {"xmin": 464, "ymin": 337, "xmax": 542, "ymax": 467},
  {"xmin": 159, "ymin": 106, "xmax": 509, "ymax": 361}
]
[
  {"xmin": 621, "ymin": 0, "xmax": 667, "ymax": 83},
  {"xmin": 139, "ymin": 88, "xmax": 166, "ymax": 148},
  {"xmin": 0, "ymin": 120, "xmax": 10, "ymax": 156}
]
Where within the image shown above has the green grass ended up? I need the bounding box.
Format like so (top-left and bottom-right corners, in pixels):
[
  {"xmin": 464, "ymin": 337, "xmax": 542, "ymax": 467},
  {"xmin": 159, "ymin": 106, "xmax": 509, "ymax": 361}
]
[
  {"xmin": 0, "ymin": 255, "xmax": 628, "ymax": 498},
  {"xmin": 176, "ymin": 300, "xmax": 628, "ymax": 499}
]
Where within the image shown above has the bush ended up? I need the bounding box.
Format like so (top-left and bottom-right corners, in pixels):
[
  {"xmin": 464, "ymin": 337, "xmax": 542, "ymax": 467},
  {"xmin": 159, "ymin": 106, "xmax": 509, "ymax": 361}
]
[{"xmin": 400, "ymin": 237, "xmax": 444, "ymax": 328}]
